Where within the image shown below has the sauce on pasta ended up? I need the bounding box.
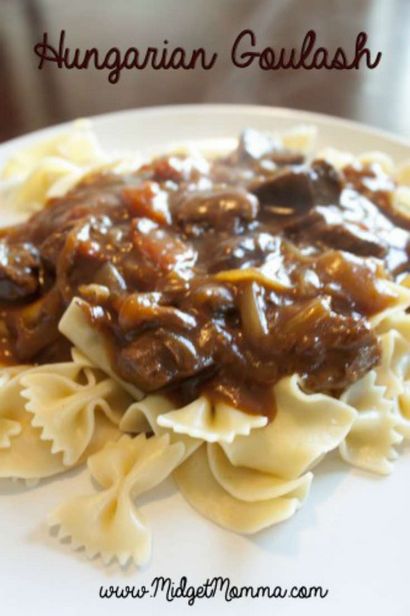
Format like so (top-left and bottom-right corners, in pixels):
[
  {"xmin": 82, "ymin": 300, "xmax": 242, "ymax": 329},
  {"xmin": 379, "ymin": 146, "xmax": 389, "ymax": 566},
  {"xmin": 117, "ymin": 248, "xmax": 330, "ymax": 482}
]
[{"xmin": 0, "ymin": 130, "xmax": 408, "ymax": 417}]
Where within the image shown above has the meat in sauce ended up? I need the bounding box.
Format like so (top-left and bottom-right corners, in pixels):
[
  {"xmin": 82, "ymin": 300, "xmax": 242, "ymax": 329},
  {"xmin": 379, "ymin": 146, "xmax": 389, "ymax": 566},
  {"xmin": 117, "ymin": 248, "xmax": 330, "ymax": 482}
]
[{"xmin": 0, "ymin": 129, "xmax": 408, "ymax": 417}]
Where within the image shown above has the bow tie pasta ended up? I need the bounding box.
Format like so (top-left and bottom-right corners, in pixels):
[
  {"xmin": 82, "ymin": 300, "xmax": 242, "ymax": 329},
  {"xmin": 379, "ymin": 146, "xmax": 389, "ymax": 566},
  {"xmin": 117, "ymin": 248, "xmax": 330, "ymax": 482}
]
[
  {"xmin": 59, "ymin": 298, "xmax": 144, "ymax": 400},
  {"xmin": 221, "ymin": 375, "xmax": 356, "ymax": 480},
  {"xmin": 119, "ymin": 395, "xmax": 202, "ymax": 461},
  {"xmin": 339, "ymin": 318, "xmax": 410, "ymax": 473},
  {"xmin": 0, "ymin": 359, "xmax": 128, "ymax": 481},
  {"xmin": 49, "ymin": 434, "xmax": 185, "ymax": 566},
  {"xmin": 157, "ymin": 396, "xmax": 267, "ymax": 443},
  {"xmin": 174, "ymin": 445, "xmax": 312, "ymax": 534},
  {"xmin": 21, "ymin": 365, "xmax": 132, "ymax": 465},
  {"xmin": 0, "ymin": 120, "xmax": 107, "ymax": 218}
]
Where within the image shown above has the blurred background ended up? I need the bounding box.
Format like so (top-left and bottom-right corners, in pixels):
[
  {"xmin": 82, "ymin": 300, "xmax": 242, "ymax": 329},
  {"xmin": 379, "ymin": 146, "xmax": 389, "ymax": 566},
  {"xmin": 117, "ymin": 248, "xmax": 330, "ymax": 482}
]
[{"xmin": 0, "ymin": 0, "xmax": 409, "ymax": 142}]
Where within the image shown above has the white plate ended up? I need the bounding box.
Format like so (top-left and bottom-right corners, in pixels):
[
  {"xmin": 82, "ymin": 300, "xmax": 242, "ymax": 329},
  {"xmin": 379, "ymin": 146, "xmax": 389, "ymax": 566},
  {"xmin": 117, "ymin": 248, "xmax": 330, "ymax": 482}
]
[{"xmin": 0, "ymin": 105, "xmax": 409, "ymax": 616}]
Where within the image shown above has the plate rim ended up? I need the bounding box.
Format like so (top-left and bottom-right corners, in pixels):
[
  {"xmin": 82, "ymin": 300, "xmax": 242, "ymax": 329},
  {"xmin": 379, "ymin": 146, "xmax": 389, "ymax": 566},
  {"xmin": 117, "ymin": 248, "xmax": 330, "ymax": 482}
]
[{"xmin": 1, "ymin": 104, "xmax": 410, "ymax": 153}]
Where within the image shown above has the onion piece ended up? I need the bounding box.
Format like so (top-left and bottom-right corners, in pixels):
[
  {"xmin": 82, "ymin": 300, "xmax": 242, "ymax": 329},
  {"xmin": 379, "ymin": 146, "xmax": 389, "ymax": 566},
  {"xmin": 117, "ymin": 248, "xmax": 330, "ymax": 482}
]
[
  {"xmin": 214, "ymin": 265, "xmax": 290, "ymax": 292},
  {"xmin": 239, "ymin": 282, "xmax": 269, "ymax": 341}
]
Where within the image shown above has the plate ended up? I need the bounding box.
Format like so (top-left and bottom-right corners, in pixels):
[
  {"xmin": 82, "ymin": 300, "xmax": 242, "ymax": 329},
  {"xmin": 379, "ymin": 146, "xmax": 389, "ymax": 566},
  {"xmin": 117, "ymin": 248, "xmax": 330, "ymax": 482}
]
[{"xmin": 0, "ymin": 105, "xmax": 409, "ymax": 616}]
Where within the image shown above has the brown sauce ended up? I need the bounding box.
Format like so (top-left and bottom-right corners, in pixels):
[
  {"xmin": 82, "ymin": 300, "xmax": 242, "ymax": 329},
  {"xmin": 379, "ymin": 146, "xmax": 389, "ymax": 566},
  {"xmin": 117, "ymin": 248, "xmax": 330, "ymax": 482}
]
[{"xmin": 0, "ymin": 129, "xmax": 408, "ymax": 417}]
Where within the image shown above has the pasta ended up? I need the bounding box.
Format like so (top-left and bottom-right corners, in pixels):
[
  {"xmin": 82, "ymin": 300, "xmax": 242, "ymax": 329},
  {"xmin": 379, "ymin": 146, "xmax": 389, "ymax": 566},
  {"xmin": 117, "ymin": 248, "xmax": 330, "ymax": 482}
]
[
  {"xmin": 0, "ymin": 120, "xmax": 408, "ymax": 568},
  {"xmin": 157, "ymin": 396, "xmax": 268, "ymax": 443},
  {"xmin": 59, "ymin": 298, "xmax": 144, "ymax": 400},
  {"xmin": 395, "ymin": 160, "xmax": 410, "ymax": 186},
  {"xmin": 369, "ymin": 280, "xmax": 410, "ymax": 327},
  {"xmin": 0, "ymin": 366, "xmax": 27, "ymax": 447},
  {"xmin": 280, "ymin": 124, "xmax": 317, "ymax": 153},
  {"xmin": 0, "ymin": 365, "xmax": 69, "ymax": 480},
  {"xmin": 119, "ymin": 395, "xmax": 202, "ymax": 461},
  {"xmin": 221, "ymin": 375, "xmax": 356, "ymax": 479},
  {"xmin": 339, "ymin": 322, "xmax": 410, "ymax": 472},
  {"xmin": 174, "ymin": 445, "xmax": 312, "ymax": 534},
  {"xmin": 339, "ymin": 371, "xmax": 402, "ymax": 474},
  {"xmin": 0, "ymin": 120, "xmax": 107, "ymax": 217},
  {"xmin": 49, "ymin": 434, "xmax": 185, "ymax": 565},
  {"xmin": 1, "ymin": 120, "xmax": 105, "ymax": 181},
  {"xmin": 375, "ymin": 331, "xmax": 410, "ymax": 400},
  {"xmin": 0, "ymin": 361, "xmax": 124, "ymax": 480},
  {"xmin": 207, "ymin": 443, "xmax": 313, "ymax": 502},
  {"xmin": 21, "ymin": 364, "xmax": 132, "ymax": 465}
]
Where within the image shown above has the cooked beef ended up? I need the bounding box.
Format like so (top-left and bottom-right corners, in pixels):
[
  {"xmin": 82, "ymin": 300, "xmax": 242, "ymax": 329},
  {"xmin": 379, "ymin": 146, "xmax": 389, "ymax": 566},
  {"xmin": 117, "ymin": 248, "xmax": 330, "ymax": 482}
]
[
  {"xmin": 0, "ymin": 129, "xmax": 408, "ymax": 417},
  {"xmin": 0, "ymin": 240, "xmax": 41, "ymax": 300}
]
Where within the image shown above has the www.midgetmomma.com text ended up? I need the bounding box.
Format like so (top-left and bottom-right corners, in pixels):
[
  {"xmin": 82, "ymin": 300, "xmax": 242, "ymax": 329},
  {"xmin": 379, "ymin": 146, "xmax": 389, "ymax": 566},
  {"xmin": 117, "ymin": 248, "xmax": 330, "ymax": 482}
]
[{"xmin": 99, "ymin": 576, "xmax": 329, "ymax": 606}]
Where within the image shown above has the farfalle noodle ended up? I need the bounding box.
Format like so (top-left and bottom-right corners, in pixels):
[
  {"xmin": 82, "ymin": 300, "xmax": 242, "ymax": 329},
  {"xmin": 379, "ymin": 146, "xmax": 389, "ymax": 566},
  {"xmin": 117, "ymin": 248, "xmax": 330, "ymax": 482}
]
[
  {"xmin": 1, "ymin": 120, "xmax": 105, "ymax": 181},
  {"xmin": 376, "ymin": 330, "xmax": 410, "ymax": 398},
  {"xmin": 0, "ymin": 362, "xmax": 122, "ymax": 480},
  {"xmin": 221, "ymin": 375, "xmax": 356, "ymax": 479},
  {"xmin": 339, "ymin": 324, "xmax": 410, "ymax": 473},
  {"xmin": 49, "ymin": 434, "xmax": 185, "ymax": 565},
  {"xmin": 0, "ymin": 366, "xmax": 27, "ymax": 448},
  {"xmin": 208, "ymin": 443, "xmax": 313, "ymax": 502},
  {"xmin": 174, "ymin": 445, "xmax": 312, "ymax": 534},
  {"xmin": 369, "ymin": 280, "xmax": 410, "ymax": 327},
  {"xmin": 120, "ymin": 395, "xmax": 202, "ymax": 461},
  {"xmin": 157, "ymin": 396, "xmax": 267, "ymax": 443},
  {"xmin": 59, "ymin": 298, "xmax": 143, "ymax": 400},
  {"xmin": 339, "ymin": 371, "xmax": 402, "ymax": 474},
  {"xmin": 21, "ymin": 364, "xmax": 132, "ymax": 465}
]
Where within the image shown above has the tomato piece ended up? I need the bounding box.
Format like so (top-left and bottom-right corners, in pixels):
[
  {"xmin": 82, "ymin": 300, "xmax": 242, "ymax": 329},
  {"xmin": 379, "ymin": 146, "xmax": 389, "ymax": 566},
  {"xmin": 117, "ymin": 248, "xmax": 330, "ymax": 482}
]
[{"xmin": 122, "ymin": 181, "xmax": 171, "ymax": 225}]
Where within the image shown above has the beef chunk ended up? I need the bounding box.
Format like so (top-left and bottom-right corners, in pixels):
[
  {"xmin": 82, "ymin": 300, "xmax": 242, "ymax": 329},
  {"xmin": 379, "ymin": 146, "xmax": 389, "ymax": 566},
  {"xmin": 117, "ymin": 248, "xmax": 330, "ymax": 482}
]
[
  {"xmin": 305, "ymin": 205, "xmax": 388, "ymax": 257},
  {"xmin": 0, "ymin": 240, "xmax": 41, "ymax": 301},
  {"xmin": 7, "ymin": 287, "xmax": 63, "ymax": 360},
  {"xmin": 175, "ymin": 188, "xmax": 258, "ymax": 233},
  {"xmin": 250, "ymin": 169, "xmax": 315, "ymax": 215},
  {"xmin": 115, "ymin": 329, "xmax": 212, "ymax": 391},
  {"xmin": 310, "ymin": 159, "xmax": 342, "ymax": 205}
]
